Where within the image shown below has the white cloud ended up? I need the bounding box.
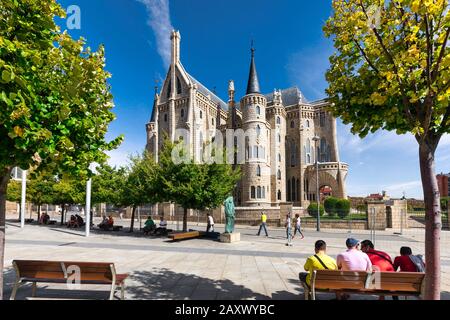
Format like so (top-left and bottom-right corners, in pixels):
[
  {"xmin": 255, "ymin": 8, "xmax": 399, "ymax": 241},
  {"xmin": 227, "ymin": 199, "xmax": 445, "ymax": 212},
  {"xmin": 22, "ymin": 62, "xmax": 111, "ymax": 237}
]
[{"xmin": 138, "ymin": 0, "xmax": 174, "ymax": 67}]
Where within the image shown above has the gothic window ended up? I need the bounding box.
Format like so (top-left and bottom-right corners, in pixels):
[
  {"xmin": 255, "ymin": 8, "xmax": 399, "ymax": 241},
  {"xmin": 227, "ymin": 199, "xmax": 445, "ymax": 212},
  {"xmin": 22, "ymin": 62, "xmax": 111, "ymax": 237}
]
[
  {"xmin": 290, "ymin": 121, "xmax": 295, "ymax": 128},
  {"xmin": 287, "ymin": 182, "xmax": 291, "ymax": 202},
  {"xmin": 167, "ymin": 80, "xmax": 172, "ymax": 98},
  {"xmin": 256, "ymin": 105, "xmax": 261, "ymax": 115},
  {"xmin": 277, "ymin": 190, "xmax": 282, "ymax": 200},
  {"xmin": 278, "ymin": 134, "xmax": 281, "ymax": 143},
  {"xmin": 254, "ymin": 146, "xmax": 258, "ymax": 158},
  {"xmin": 306, "ymin": 139, "xmax": 311, "ymax": 164},
  {"xmin": 164, "ymin": 113, "xmax": 168, "ymax": 122},
  {"xmin": 276, "ymin": 116, "xmax": 281, "ymax": 125},
  {"xmin": 320, "ymin": 112, "xmax": 325, "ymax": 127},
  {"xmin": 291, "ymin": 177, "xmax": 296, "ymax": 201},
  {"xmin": 256, "ymin": 165, "xmax": 261, "ymax": 177},
  {"xmin": 278, "ymin": 153, "xmax": 281, "ymax": 162},
  {"xmin": 181, "ymin": 109, "xmax": 184, "ymax": 118},
  {"xmin": 256, "ymin": 125, "xmax": 261, "ymax": 137},
  {"xmin": 277, "ymin": 170, "xmax": 281, "ymax": 180},
  {"xmin": 307, "ymin": 154, "xmax": 311, "ymax": 164},
  {"xmin": 251, "ymin": 186, "xmax": 256, "ymax": 199},
  {"xmin": 320, "ymin": 138, "xmax": 327, "ymax": 162},
  {"xmin": 260, "ymin": 146, "xmax": 265, "ymax": 159},
  {"xmin": 200, "ymin": 110, "xmax": 203, "ymax": 119},
  {"xmin": 212, "ymin": 118, "xmax": 215, "ymax": 126},
  {"xmin": 245, "ymin": 137, "xmax": 250, "ymax": 160},
  {"xmin": 296, "ymin": 179, "xmax": 300, "ymax": 202},
  {"xmin": 257, "ymin": 186, "xmax": 262, "ymax": 199},
  {"xmin": 306, "ymin": 119, "xmax": 310, "ymax": 128},
  {"xmin": 176, "ymin": 77, "xmax": 182, "ymax": 94},
  {"xmin": 262, "ymin": 186, "xmax": 265, "ymax": 198},
  {"xmin": 199, "ymin": 132, "xmax": 204, "ymax": 162}
]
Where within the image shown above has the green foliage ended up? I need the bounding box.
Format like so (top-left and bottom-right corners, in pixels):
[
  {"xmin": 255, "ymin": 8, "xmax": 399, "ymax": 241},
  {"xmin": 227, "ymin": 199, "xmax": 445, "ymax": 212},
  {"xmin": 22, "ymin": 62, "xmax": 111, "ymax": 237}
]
[
  {"xmin": 324, "ymin": 197, "xmax": 339, "ymax": 216},
  {"xmin": 92, "ymin": 164, "xmax": 127, "ymax": 206},
  {"xmin": 324, "ymin": 0, "xmax": 450, "ymax": 139},
  {"xmin": 307, "ymin": 203, "xmax": 325, "ymax": 217},
  {"xmin": 441, "ymin": 197, "xmax": 450, "ymax": 211},
  {"xmin": 356, "ymin": 204, "xmax": 367, "ymax": 212},
  {"xmin": 52, "ymin": 176, "xmax": 84, "ymax": 208},
  {"xmin": 0, "ymin": 0, "xmax": 122, "ymax": 179},
  {"xmin": 335, "ymin": 198, "xmax": 351, "ymax": 218},
  {"xmin": 27, "ymin": 171, "xmax": 55, "ymax": 207},
  {"xmin": 6, "ymin": 180, "xmax": 22, "ymax": 203}
]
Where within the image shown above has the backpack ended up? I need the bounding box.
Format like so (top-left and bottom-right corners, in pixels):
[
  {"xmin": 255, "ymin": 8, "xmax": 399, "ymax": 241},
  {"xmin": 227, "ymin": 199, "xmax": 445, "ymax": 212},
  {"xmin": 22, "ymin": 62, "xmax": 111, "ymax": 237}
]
[{"xmin": 409, "ymin": 254, "xmax": 425, "ymax": 272}]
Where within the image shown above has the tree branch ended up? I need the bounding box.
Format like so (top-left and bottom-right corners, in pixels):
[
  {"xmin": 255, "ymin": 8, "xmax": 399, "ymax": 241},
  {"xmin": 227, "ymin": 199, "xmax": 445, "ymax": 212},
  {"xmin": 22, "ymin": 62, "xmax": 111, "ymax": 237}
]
[
  {"xmin": 352, "ymin": 37, "xmax": 380, "ymax": 74},
  {"xmin": 432, "ymin": 27, "xmax": 450, "ymax": 82}
]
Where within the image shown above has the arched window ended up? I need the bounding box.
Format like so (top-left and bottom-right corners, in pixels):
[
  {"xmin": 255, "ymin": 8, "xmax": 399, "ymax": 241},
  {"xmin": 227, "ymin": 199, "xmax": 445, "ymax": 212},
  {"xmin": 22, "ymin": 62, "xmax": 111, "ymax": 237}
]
[
  {"xmin": 306, "ymin": 138, "xmax": 311, "ymax": 164},
  {"xmin": 199, "ymin": 132, "xmax": 204, "ymax": 162},
  {"xmin": 181, "ymin": 109, "xmax": 184, "ymax": 118},
  {"xmin": 257, "ymin": 186, "xmax": 262, "ymax": 199},
  {"xmin": 307, "ymin": 154, "xmax": 311, "ymax": 164},
  {"xmin": 278, "ymin": 134, "xmax": 281, "ymax": 143},
  {"xmin": 278, "ymin": 153, "xmax": 281, "ymax": 162},
  {"xmin": 256, "ymin": 106, "xmax": 261, "ymax": 115},
  {"xmin": 262, "ymin": 186, "xmax": 265, "ymax": 198},
  {"xmin": 164, "ymin": 113, "xmax": 168, "ymax": 122},
  {"xmin": 277, "ymin": 190, "xmax": 282, "ymax": 200},
  {"xmin": 290, "ymin": 121, "xmax": 295, "ymax": 128},
  {"xmin": 167, "ymin": 80, "xmax": 172, "ymax": 98},
  {"xmin": 320, "ymin": 138, "xmax": 327, "ymax": 162},
  {"xmin": 251, "ymin": 186, "xmax": 256, "ymax": 199},
  {"xmin": 276, "ymin": 116, "xmax": 281, "ymax": 125},
  {"xmin": 256, "ymin": 125, "xmax": 261, "ymax": 137},
  {"xmin": 277, "ymin": 170, "xmax": 281, "ymax": 180},
  {"xmin": 287, "ymin": 182, "xmax": 291, "ymax": 201},
  {"xmin": 176, "ymin": 77, "xmax": 182, "ymax": 94},
  {"xmin": 256, "ymin": 165, "xmax": 261, "ymax": 177},
  {"xmin": 212, "ymin": 118, "xmax": 215, "ymax": 126},
  {"xmin": 253, "ymin": 146, "xmax": 258, "ymax": 158},
  {"xmin": 291, "ymin": 178, "xmax": 296, "ymax": 201},
  {"xmin": 199, "ymin": 110, "xmax": 203, "ymax": 119},
  {"xmin": 306, "ymin": 119, "xmax": 310, "ymax": 128}
]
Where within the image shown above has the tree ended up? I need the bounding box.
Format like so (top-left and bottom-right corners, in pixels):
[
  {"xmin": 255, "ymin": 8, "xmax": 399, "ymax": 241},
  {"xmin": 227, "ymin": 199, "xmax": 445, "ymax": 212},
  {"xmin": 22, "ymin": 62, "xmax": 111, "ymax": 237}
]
[
  {"xmin": 6, "ymin": 180, "xmax": 23, "ymax": 219},
  {"xmin": 121, "ymin": 153, "xmax": 160, "ymax": 233},
  {"xmin": 0, "ymin": 0, "xmax": 122, "ymax": 298},
  {"xmin": 92, "ymin": 164, "xmax": 127, "ymax": 210},
  {"xmin": 27, "ymin": 172, "xmax": 55, "ymax": 221},
  {"xmin": 324, "ymin": 197, "xmax": 339, "ymax": 216},
  {"xmin": 157, "ymin": 140, "xmax": 241, "ymax": 232},
  {"xmin": 52, "ymin": 176, "xmax": 84, "ymax": 225},
  {"xmin": 335, "ymin": 199, "xmax": 351, "ymax": 219},
  {"xmin": 324, "ymin": 0, "xmax": 450, "ymax": 299},
  {"xmin": 307, "ymin": 203, "xmax": 325, "ymax": 217}
]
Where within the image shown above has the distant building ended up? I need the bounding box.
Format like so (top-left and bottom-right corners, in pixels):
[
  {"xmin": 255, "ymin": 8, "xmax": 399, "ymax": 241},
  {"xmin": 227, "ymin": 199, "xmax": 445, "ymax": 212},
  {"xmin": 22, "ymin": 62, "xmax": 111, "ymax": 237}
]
[
  {"xmin": 437, "ymin": 173, "xmax": 450, "ymax": 197},
  {"xmin": 367, "ymin": 190, "xmax": 390, "ymax": 201}
]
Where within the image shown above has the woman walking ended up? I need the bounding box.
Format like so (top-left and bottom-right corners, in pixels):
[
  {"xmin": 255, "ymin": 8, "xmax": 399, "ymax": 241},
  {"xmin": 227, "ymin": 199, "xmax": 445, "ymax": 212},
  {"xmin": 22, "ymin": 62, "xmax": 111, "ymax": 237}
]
[{"xmin": 293, "ymin": 214, "xmax": 304, "ymax": 240}]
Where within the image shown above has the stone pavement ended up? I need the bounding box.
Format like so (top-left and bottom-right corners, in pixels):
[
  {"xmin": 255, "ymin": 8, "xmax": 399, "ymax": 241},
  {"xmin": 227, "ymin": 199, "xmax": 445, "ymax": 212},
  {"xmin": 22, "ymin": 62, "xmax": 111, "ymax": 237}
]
[{"xmin": 3, "ymin": 217, "xmax": 450, "ymax": 300}]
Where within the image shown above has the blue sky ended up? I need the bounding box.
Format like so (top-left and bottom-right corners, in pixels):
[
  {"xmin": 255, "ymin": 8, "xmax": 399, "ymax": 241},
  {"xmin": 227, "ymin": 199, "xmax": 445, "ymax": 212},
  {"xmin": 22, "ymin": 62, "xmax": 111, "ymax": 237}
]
[{"xmin": 57, "ymin": 0, "xmax": 450, "ymax": 200}]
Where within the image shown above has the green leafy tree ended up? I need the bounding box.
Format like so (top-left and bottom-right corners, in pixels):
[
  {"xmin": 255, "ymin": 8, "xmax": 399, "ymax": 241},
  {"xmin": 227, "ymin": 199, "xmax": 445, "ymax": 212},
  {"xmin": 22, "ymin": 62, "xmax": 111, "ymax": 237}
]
[
  {"xmin": 92, "ymin": 164, "xmax": 127, "ymax": 208},
  {"xmin": 307, "ymin": 203, "xmax": 325, "ymax": 217},
  {"xmin": 0, "ymin": 0, "xmax": 122, "ymax": 297},
  {"xmin": 324, "ymin": 197, "xmax": 339, "ymax": 216},
  {"xmin": 324, "ymin": 0, "xmax": 449, "ymax": 299},
  {"xmin": 157, "ymin": 140, "xmax": 241, "ymax": 232},
  {"xmin": 52, "ymin": 176, "xmax": 85, "ymax": 225},
  {"xmin": 121, "ymin": 152, "xmax": 160, "ymax": 233},
  {"xmin": 27, "ymin": 172, "xmax": 55, "ymax": 221},
  {"xmin": 6, "ymin": 180, "xmax": 23, "ymax": 220},
  {"xmin": 335, "ymin": 199, "xmax": 351, "ymax": 219}
]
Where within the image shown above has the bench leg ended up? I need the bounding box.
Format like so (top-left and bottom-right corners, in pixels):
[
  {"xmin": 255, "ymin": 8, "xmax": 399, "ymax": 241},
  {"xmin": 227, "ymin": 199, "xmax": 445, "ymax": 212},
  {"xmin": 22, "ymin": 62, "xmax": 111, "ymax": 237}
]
[
  {"xmin": 109, "ymin": 284, "xmax": 116, "ymax": 300},
  {"xmin": 121, "ymin": 282, "xmax": 126, "ymax": 300},
  {"xmin": 9, "ymin": 281, "xmax": 21, "ymax": 300},
  {"xmin": 31, "ymin": 282, "xmax": 37, "ymax": 297}
]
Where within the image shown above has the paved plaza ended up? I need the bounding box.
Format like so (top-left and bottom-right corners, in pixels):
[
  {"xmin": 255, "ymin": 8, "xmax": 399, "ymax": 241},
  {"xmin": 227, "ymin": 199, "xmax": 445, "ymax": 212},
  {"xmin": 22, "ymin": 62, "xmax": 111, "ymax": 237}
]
[{"xmin": 3, "ymin": 216, "xmax": 450, "ymax": 300}]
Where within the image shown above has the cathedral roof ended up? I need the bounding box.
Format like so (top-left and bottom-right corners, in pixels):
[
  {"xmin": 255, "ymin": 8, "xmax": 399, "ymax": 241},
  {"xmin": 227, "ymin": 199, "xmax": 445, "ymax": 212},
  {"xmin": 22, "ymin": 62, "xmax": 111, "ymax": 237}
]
[
  {"xmin": 265, "ymin": 87, "xmax": 307, "ymax": 106},
  {"xmin": 187, "ymin": 74, "xmax": 228, "ymax": 111}
]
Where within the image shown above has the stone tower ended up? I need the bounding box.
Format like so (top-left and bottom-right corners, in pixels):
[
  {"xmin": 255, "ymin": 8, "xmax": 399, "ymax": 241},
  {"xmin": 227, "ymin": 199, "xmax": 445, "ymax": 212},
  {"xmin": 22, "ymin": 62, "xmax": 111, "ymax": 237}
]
[{"xmin": 240, "ymin": 48, "xmax": 271, "ymax": 207}]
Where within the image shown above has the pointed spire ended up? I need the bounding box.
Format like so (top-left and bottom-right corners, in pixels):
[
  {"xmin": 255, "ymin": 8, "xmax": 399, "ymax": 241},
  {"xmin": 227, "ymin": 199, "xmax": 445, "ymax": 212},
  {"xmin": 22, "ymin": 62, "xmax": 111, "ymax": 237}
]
[
  {"xmin": 246, "ymin": 42, "xmax": 260, "ymax": 95},
  {"xmin": 150, "ymin": 82, "xmax": 159, "ymax": 122}
]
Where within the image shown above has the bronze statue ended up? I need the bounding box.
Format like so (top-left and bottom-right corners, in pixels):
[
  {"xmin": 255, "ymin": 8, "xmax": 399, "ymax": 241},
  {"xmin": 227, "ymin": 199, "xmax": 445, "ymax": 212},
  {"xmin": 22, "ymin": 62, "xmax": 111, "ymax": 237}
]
[{"xmin": 224, "ymin": 196, "xmax": 235, "ymax": 233}]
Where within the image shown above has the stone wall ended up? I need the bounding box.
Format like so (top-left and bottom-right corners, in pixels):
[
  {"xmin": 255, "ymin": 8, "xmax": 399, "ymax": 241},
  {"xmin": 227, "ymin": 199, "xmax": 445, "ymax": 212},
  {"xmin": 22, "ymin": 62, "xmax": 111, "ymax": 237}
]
[
  {"xmin": 367, "ymin": 201, "xmax": 387, "ymax": 230},
  {"xmin": 301, "ymin": 219, "xmax": 367, "ymax": 230}
]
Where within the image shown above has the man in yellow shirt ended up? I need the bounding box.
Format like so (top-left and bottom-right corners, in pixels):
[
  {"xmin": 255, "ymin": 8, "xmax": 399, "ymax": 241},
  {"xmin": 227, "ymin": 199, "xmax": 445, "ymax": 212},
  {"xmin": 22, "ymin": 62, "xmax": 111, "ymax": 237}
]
[
  {"xmin": 257, "ymin": 212, "xmax": 269, "ymax": 237},
  {"xmin": 300, "ymin": 240, "xmax": 337, "ymax": 299}
]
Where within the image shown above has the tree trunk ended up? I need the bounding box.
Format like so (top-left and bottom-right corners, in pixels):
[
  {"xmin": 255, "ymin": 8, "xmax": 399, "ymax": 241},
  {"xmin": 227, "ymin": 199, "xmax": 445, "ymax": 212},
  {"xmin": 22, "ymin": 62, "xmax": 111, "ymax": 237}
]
[
  {"xmin": 419, "ymin": 141, "xmax": 441, "ymax": 300},
  {"xmin": 17, "ymin": 203, "xmax": 21, "ymax": 222},
  {"xmin": 37, "ymin": 205, "xmax": 41, "ymax": 222},
  {"xmin": 183, "ymin": 207, "xmax": 188, "ymax": 232},
  {"xmin": 60, "ymin": 205, "xmax": 66, "ymax": 226},
  {"xmin": 0, "ymin": 167, "xmax": 12, "ymax": 300},
  {"xmin": 129, "ymin": 206, "xmax": 136, "ymax": 233}
]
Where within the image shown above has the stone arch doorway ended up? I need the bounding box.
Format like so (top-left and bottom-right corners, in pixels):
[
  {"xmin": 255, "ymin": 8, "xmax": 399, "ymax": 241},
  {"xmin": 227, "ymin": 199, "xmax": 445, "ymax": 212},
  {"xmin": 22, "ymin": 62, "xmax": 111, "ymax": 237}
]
[
  {"xmin": 306, "ymin": 171, "xmax": 341, "ymax": 201},
  {"xmin": 320, "ymin": 185, "xmax": 333, "ymax": 198}
]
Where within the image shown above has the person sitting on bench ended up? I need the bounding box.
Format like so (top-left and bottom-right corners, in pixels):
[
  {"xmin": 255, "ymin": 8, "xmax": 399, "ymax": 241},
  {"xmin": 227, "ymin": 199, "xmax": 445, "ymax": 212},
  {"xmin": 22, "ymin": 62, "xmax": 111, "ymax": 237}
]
[
  {"xmin": 153, "ymin": 216, "xmax": 168, "ymax": 235},
  {"xmin": 300, "ymin": 240, "xmax": 337, "ymax": 298},
  {"xmin": 143, "ymin": 216, "xmax": 156, "ymax": 235},
  {"xmin": 39, "ymin": 213, "xmax": 50, "ymax": 225},
  {"xmin": 68, "ymin": 215, "xmax": 79, "ymax": 228},
  {"xmin": 75, "ymin": 214, "xmax": 85, "ymax": 227}
]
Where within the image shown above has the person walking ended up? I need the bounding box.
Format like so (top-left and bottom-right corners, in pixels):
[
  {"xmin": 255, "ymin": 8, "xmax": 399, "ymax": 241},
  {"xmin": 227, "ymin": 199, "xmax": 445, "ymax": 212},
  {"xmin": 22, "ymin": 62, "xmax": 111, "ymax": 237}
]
[
  {"xmin": 257, "ymin": 212, "xmax": 269, "ymax": 237},
  {"xmin": 292, "ymin": 214, "xmax": 304, "ymax": 240},
  {"xmin": 285, "ymin": 212, "xmax": 293, "ymax": 246},
  {"xmin": 206, "ymin": 213, "xmax": 215, "ymax": 233}
]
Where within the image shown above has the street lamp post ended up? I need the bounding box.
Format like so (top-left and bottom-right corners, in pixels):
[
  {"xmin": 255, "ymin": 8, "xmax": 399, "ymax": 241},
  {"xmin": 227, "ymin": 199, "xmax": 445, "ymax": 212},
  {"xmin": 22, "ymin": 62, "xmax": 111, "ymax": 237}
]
[
  {"xmin": 312, "ymin": 136, "xmax": 320, "ymax": 232},
  {"xmin": 20, "ymin": 169, "xmax": 26, "ymax": 229}
]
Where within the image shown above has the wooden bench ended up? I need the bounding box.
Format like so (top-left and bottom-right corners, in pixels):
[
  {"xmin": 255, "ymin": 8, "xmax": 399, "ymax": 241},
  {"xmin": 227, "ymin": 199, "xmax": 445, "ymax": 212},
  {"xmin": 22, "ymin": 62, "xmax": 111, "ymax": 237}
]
[
  {"xmin": 304, "ymin": 270, "xmax": 425, "ymax": 300},
  {"xmin": 10, "ymin": 260, "xmax": 128, "ymax": 300},
  {"xmin": 168, "ymin": 231, "xmax": 206, "ymax": 241}
]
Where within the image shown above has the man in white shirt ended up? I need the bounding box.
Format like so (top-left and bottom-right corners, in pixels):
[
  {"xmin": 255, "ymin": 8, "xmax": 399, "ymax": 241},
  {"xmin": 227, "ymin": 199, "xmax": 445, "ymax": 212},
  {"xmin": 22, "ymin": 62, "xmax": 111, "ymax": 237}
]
[{"xmin": 207, "ymin": 213, "xmax": 214, "ymax": 233}]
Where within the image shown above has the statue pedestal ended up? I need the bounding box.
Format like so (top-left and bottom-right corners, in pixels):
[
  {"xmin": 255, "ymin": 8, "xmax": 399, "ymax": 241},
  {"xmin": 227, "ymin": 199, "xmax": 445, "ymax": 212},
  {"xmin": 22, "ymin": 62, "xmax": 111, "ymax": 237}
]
[{"xmin": 220, "ymin": 233, "xmax": 240, "ymax": 243}]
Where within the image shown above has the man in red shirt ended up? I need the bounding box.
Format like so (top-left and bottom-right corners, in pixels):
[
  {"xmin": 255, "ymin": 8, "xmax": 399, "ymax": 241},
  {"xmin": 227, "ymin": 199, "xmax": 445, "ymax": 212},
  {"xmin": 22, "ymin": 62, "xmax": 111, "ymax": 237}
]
[
  {"xmin": 361, "ymin": 240, "xmax": 395, "ymax": 272},
  {"xmin": 393, "ymin": 246, "xmax": 420, "ymax": 272}
]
